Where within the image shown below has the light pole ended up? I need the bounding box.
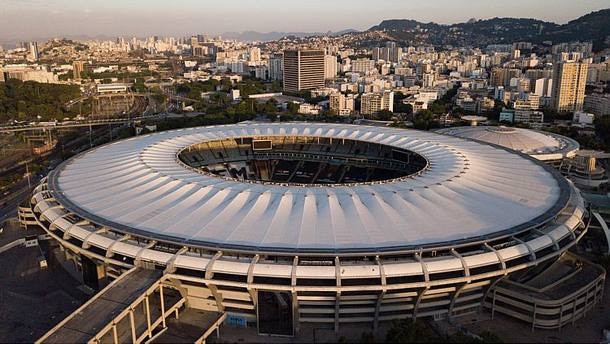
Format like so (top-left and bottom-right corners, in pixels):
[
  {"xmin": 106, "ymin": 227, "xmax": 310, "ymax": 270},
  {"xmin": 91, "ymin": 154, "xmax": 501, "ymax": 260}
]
[{"xmin": 25, "ymin": 161, "xmax": 31, "ymax": 189}]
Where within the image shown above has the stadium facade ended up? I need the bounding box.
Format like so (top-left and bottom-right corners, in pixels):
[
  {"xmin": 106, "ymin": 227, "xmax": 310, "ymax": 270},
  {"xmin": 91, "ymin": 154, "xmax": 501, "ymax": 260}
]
[{"xmin": 26, "ymin": 123, "xmax": 598, "ymax": 337}]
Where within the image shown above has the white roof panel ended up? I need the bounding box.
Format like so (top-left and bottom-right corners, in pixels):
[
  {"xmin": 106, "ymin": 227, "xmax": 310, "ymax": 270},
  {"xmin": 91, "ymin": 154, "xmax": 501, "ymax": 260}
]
[
  {"xmin": 436, "ymin": 126, "xmax": 579, "ymax": 161},
  {"xmin": 50, "ymin": 123, "xmax": 566, "ymax": 253}
]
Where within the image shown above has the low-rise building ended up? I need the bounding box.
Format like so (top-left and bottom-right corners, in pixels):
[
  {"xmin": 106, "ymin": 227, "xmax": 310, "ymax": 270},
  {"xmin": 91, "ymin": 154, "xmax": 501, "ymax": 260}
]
[
  {"xmin": 97, "ymin": 83, "xmax": 128, "ymax": 94},
  {"xmin": 361, "ymin": 91, "xmax": 394, "ymax": 116},
  {"xmin": 514, "ymin": 110, "xmax": 544, "ymax": 124},
  {"xmin": 298, "ymin": 103, "xmax": 322, "ymax": 115},
  {"xmin": 573, "ymin": 111, "xmax": 595, "ymax": 125},
  {"xmin": 329, "ymin": 92, "xmax": 355, "ymax": 116}
]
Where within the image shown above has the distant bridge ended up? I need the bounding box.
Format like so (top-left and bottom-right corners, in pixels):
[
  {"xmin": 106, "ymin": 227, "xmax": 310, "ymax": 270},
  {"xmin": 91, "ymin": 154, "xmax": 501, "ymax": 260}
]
[
  {"xmin": 0, "ymin": 114, "xmax": 163, "ymax": 133},
  {"xmin": 66, "ymin": 92, "xmax": 198, "ymax": 108}
]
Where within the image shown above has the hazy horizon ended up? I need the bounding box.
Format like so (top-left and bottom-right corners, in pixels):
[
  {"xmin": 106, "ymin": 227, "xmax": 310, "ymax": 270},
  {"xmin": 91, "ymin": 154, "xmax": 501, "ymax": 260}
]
[{"xmin": 1, "ymin": 0, "xmax": 608, "ymax": 43}]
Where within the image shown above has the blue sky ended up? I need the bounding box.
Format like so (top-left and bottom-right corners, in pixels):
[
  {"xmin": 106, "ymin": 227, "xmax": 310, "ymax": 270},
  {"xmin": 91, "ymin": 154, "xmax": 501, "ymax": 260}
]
[{"xmin": 1, "ymin": 0, "xmax": 608, "ymax": 40}]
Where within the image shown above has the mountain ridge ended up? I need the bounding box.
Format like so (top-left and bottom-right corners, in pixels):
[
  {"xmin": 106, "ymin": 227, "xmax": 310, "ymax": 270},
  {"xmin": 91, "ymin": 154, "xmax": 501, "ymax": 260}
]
[{"xmin": 366, "ymin": 9, "xmax": 610, "ymax": 50}]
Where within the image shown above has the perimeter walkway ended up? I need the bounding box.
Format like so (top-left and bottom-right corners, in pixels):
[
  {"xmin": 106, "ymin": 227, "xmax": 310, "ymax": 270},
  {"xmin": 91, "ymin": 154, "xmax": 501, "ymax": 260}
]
[{"xmin": 38, "ymin": 267, "xmax": 163, "ymax": 343}]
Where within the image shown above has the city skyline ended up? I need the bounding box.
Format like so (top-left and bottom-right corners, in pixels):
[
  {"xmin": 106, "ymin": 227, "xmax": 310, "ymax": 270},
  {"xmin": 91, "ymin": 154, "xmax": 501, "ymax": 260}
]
[{"xmin": 1, "ymin": 0, "xmax": 608, "ymax": 42}]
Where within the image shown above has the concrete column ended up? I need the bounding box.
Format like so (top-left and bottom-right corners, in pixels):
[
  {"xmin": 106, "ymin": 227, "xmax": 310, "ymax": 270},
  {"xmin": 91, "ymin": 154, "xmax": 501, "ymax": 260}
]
[
  {"xmin": 334, "ymin": 257, "xmax": 341, "ymax": 333},
  {"xmin": 160, "ymin": 284, "xmax": 166, "ymax": 328},
  {"xmin": 145, "ymin": 295, "xmax": 152, "ymax": 338},
  {"xmin": 129, "ymin": 308, "xmax": 137, "ymax": 343},
  {"xmin": 112, "ymin": 324, "xmax": 118, "ymax": 344},
  {"xmin": 291, "ymin": 256, "xmax": 300, "ymax": 335}
]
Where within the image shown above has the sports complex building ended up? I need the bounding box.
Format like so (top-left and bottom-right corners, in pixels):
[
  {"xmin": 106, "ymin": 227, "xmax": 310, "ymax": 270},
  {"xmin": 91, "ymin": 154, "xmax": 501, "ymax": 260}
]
[
  {"xmin": 22, "ymin": 123, "xmax": 606, "ymax": 342},
  {"xmin": 435, "ymin": 125, "xmax": 581, "ymax": 165}
]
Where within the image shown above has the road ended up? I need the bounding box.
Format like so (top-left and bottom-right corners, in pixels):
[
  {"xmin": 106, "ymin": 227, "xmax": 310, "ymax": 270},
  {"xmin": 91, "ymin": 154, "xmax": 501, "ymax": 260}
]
[
  {"xmin": 0, "ymin": 114, "xmax": 162, "ymax": 133},
  {"xmin": 0, "ymin": 177, "xmax": 40, "ymax": 224},
  {"xmin": 0, "ymin": 110, "xmax": 203, "ymax": 133}
]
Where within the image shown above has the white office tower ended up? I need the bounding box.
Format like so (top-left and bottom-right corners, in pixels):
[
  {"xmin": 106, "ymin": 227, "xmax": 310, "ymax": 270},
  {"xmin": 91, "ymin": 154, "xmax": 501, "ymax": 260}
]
[{"xmin": 324, "ymin": 55, "xmax": 337, "ymax": 80}]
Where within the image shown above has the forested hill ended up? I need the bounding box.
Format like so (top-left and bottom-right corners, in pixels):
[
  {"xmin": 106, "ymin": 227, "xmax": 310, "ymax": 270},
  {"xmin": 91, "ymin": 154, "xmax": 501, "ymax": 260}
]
[
  {"xmin": 0, "ymin": 79, "xmax": 81, "ymax": 123},
  {"xmin": 368, "ymin": 9, "xmax": 610, "ymax": 50}
]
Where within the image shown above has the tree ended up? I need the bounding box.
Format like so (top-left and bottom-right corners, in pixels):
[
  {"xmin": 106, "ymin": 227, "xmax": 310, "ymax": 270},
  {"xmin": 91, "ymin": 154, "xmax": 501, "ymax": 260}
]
[
  {"xmin": 428, "ymin": 101, "xmax": 446, "ymax": 115},
  {"xmin": 0, "ymin": 79, "xmax": 82, "ymax": 123},
  {"xmin": 374, "ymin": 110, "xmax": 394, "ymax": 121},
  {"xmin": 263, "ymin": 99, "xmax": 278, "ymax": 115},
  {"xmin": 394, "ymin": 102, "xmax": 413, "ymax": 114},
  {"xmin": 385, "ymin": 320, "xmax": 440, "ymax": 343},
  {"xmin": 287, "ymin": 102, "xmax": 300, "ymax": 115},
  {"xmin": 594, "ymin": 116, "xmax": 610, "ymax": 151},
  {"xmin": 393, "ymin": 92, "xmax": 413, "ymax": 114},
  {"xmin": 413, "ymin": 110, "xmax": 438, "ymax": 130}
]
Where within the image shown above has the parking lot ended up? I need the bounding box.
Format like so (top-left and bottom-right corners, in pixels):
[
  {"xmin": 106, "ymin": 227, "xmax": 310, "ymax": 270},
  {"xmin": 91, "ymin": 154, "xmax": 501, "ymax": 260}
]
[{"xmin": 0, "ymin": 220, "xmax": 88, "ymax": 343}]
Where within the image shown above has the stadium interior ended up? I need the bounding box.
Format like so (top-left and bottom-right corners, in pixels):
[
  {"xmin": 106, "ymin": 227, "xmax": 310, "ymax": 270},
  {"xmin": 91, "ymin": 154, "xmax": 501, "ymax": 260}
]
[{"xmin": 178, "ymin": 136, "xmax": 429, "ymax": 185}]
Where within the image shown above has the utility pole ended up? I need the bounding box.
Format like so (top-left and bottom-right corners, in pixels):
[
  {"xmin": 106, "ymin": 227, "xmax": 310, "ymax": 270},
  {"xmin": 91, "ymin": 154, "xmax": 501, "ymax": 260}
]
[{"xmin": 25, "ymin": 161, "xmax": 31, "ymax": 189}]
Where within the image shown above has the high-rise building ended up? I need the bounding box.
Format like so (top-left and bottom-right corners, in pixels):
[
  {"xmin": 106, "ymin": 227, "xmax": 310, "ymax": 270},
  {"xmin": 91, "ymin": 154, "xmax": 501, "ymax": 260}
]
[
  {"xmin": 372, "ymin": 42, "xmax": 402, "ymax": 63},
  {"xmin": 584, "ymin": 93, "xmax": 610, "ymax": 117},
  {"xmin": 28, "ymin": 42, "xmax": 39, "ymax": 61},
  {"xmin": 283, "ymin": 49, "xmax": 325, "ymax": 93},
  {"xmin": 360, "ymin": 91, "xmax": 394, "ymax": 116},
  {"xmin": 351, "ymin": 59, "xmax": 376, "ymax": 74},
  {"xmin": 423, "ymin": 73, "xmax": 436, "ymax": 88},
  {"xmin": 550, "ymin": 61, "xmax": 588, "ymax": 113},
  {"xmin": 268, "ymin": 55, "xmax": 283, "ymax": 81},
  {"xmin": 533, "ymin": 78, "xmax": 553, "ymax": 97},
  {"xmin": 249, "ymin": 47, "xmax": 261, "ymax": 64},
  {"xmin": 324, "ymin": 55, "xmax": 337, "ymax": 80},
  {"xmin": 491, "ymin": 67, "xmax": 521, "ymax": 87},
  {"xmin": 72, "ymin": 61, "xmax": 85, "ymax": 81}
]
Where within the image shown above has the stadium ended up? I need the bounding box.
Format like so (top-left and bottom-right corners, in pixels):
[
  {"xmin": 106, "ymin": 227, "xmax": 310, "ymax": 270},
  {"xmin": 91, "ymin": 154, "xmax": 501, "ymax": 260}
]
[
  {"xmin": 435, "ymin": 125, "xmax": 580, "ymax": 165},
  {"xmin": 25, "ymin": 123, "xmax": 603, "ymax": 341}
]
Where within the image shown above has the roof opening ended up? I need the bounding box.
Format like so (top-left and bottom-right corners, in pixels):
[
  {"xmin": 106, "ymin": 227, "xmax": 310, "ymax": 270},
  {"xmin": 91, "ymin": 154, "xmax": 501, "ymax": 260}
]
[{"xmin": 177, "ymin": 135, "xmax": 428, "ymax": 186}]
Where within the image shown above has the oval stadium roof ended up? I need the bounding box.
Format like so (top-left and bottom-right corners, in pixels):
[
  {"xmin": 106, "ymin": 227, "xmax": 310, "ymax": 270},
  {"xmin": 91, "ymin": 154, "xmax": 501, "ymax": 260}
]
[
  {"xmin": 436, "ymin": 126, "xmax": 579, "ymax": 161},
  {"xmin": 48, "ymin": 123, "xmax": 569, "ymax": 253}
]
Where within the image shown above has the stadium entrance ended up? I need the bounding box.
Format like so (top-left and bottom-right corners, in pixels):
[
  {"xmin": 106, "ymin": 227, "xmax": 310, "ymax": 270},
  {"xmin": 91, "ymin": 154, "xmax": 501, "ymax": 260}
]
[
  {"xmin": 257, "ymin": 290, "xmax": 294, "ymax": 336},
  {"xmin": 179, "ymin": 135, "xmax": 428, "ymax": 185}
]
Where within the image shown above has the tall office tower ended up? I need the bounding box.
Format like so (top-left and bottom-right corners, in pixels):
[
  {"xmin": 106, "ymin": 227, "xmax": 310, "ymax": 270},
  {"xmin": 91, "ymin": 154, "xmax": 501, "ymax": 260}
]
[
  {"xmin": 249, "ymin": 47, "xmax": 261, "ymax": 64},
  {"xmin": 324, "ymin": 55, "xmax": 337, "ymax": 80},
  {"xmin": 28, "ymin": 42, "xmax": 39, "ymax": 61},
  {"xmin": 550, "ymin": 61, "xmax": 588, "ymax": 113},
  {"xmin": 372, "ymin": 42, "xmax": 402, "ymax": 63},
  {"xmin": 283, "ymin": 49, "xmax": 325, "ymax": 93},
  {"xmin": 192, "ymin": 45, "xmax": 206, "ymax": 57},
  {"xmin": 196, "ymin": 34, "xmax": 207, "ymax": 43},
  {"xmin": 372, "ymin": 47, "xmax": 383, "ymax": 61},
  {"xmin": 490, "ymin": 68, "xmax": 506, "ymax": 87},
  {"xmin": 268, "ymin": 55, "xmax": 283, "ymax": 81},
  {"xmin": 72, "ymin": 61, "xmax": 85, "ymax": 81},
  {"xmin": 423, "ymin": 73, "xmax": 436, "ymax": 88},
  {"xmin": 360, "ymin": 91, "xmax": 394, "ymax": 116},
  {"xmin": 491, "ymin": 67, "xmax": 521, "ymax": 87},
  {"xmin": 533, "ymin": 78, "xmax": 553, "ymax": 97},
  {"xmin": 386, "ymin": 41, "xmax": 401, "ymax": 63}
]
